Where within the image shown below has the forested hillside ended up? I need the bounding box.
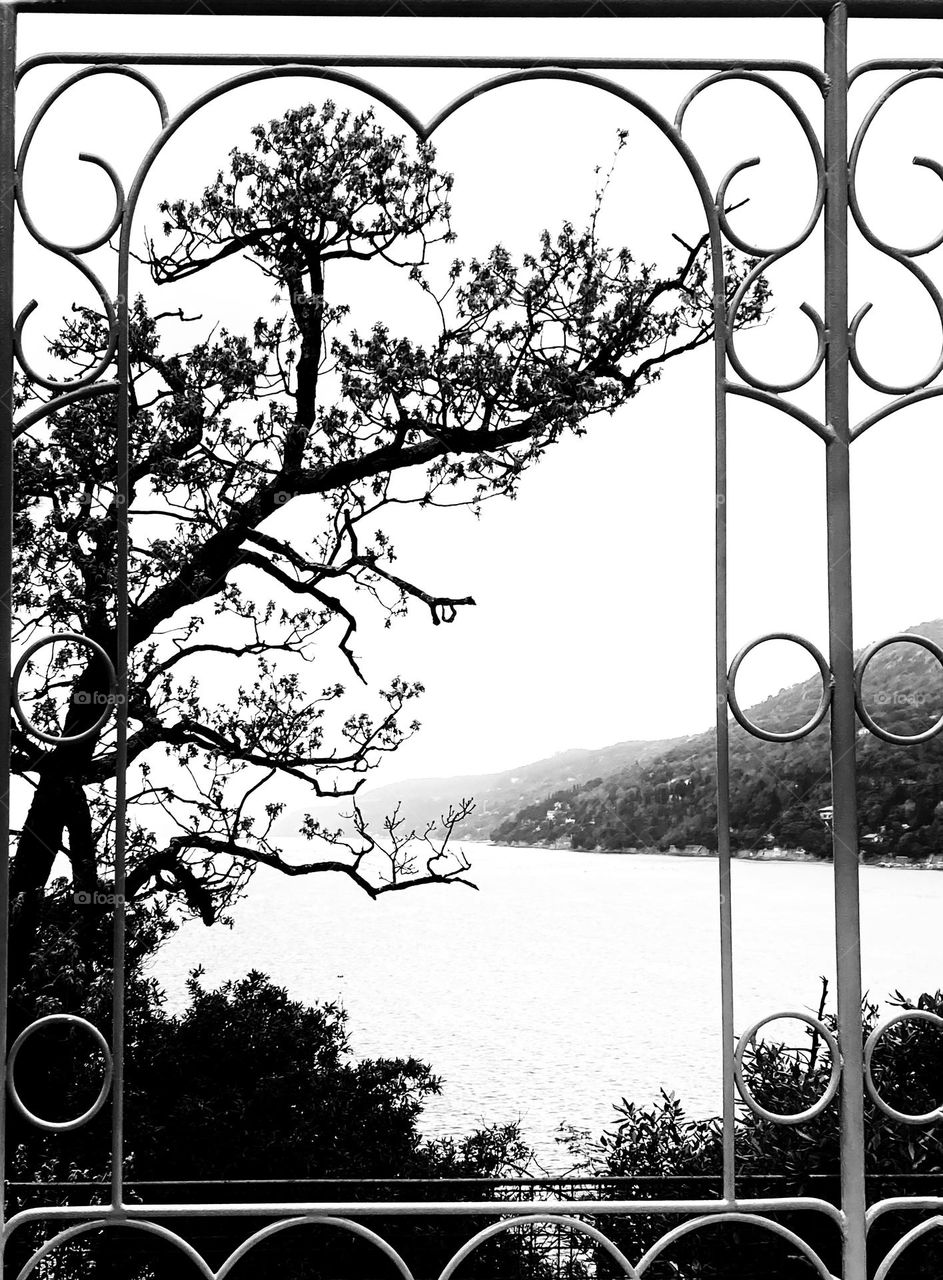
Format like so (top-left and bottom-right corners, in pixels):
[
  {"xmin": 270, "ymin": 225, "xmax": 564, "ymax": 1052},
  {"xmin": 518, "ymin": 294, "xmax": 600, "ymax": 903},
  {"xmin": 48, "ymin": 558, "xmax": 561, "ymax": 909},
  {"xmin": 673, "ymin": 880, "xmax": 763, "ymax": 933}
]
[{"xmin": 493, "ymin": 621, "xmax": 943, "ymax": 862}]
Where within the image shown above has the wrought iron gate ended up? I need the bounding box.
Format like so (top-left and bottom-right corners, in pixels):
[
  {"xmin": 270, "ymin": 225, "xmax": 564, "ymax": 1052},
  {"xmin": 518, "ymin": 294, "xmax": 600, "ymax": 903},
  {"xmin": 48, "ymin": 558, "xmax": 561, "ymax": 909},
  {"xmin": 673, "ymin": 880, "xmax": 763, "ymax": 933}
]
[{"xmin": 2, "ymin": 2, "xmax": 943, "ymax": 1277}]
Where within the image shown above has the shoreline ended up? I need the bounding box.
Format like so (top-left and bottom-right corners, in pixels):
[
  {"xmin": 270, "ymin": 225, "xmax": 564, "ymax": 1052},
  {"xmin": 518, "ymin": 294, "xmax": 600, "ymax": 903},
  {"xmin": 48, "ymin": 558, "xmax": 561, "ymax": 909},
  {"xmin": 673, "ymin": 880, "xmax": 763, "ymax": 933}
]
[{"xmin": 483, "ymin": 839, "xmax": 943, "ymax": 871}]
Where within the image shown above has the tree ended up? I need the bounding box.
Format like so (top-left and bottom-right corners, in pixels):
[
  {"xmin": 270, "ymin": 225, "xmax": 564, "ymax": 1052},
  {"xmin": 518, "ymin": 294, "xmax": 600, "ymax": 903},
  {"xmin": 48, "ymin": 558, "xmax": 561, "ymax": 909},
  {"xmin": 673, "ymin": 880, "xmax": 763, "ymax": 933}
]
[{"xmin": 11, "ymin": 101, "xmax": 767, "ymax": 997}]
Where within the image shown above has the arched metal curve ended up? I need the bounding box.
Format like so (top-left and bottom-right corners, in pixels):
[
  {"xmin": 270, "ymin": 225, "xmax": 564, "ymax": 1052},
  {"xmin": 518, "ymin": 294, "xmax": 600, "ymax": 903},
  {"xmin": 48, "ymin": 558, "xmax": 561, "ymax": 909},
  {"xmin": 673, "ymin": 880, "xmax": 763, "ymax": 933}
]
[
  {"xmin": 436, "ymin": 1214, "xmax": 640, "ymax": 1280},
  {"xmin": 726, "ymin": 380, "xmax": 833, "ymax": 444},
  {"xmin": 14, "ymin": 65, "xmax": 168, "ymax": 392},
  {"xmin": 215, "ymin": 1215, "xmax": 416, "ymax": 1280},
  {"xmin": 634, "ymin": 1211, "xmax": 838, "ymax": 1278},
  {"xmin": 13, "ymin": 379, "xmax": 119, "ymax": 437},
  {"xmin": 852, "ymin": 381, "xmax": 943, "ymax": 440},
  {"xmin": 873, "ymin": 1215, "xmax": 943, "ymax": 1280},
  {"xmin": 674, "ymin": 70, "xmax": 827, "ymax": 395},
  {"xmin": 848, "ymin": 68, "xmax": 943, "ymax": 395},
  {"xmin": 675, "ymin": 69, "xmax": 825, "ymax": 259},
  {"xmin": 13, "ymin": 1218, "xmax": 214, "ymax": 1280}
]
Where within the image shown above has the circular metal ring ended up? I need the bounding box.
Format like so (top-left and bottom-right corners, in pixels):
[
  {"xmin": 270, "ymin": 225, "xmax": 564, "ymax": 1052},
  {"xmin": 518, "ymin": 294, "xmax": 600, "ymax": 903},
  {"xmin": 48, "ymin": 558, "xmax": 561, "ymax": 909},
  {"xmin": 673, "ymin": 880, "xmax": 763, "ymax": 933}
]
[
  {"xmin": 734, "ymin": 1011, "xmax": 841, "ymax": 1125},
  {"xmin": 727, "ymin": 633, "xmax": 833, "ymax": 743},
  {"xmin": 854, "ymin": 633, "xmax": 943, "ymax": 745},
  {"xmin": 12, "ymin": 632, "xmax": 117, "ymax": 745},
  {"xmin": 864, "ymin": 1010, "xmax": 943, "ymax": 1126},
  {"xmin": 7, "ymin": 1014, "xmax": 113, "ymax": 1131}
]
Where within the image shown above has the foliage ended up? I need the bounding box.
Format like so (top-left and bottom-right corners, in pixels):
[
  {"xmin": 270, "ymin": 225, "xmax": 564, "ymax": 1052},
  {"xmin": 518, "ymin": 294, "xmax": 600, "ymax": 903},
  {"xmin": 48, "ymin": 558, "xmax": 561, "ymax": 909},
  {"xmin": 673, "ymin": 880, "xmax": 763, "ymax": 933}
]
[
  {"xmin": 493, "ymin": 619, "xmax": 943, "ymax": 862},
  {"xmin": 127, "ymin": 970, "xmax": 440, "ymax": 1179},
  {"xmin": 7, "ymin": 968, "xmax": 559, "ymax": 1280}
]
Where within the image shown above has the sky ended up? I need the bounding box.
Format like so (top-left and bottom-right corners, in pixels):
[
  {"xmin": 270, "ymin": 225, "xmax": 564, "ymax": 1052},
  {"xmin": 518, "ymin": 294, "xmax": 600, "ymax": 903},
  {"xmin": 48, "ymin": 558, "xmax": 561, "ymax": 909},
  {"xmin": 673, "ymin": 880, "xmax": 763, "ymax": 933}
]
[{"xmin": 13, "ymin": 10, "xmax": 943, "ymax": 788}]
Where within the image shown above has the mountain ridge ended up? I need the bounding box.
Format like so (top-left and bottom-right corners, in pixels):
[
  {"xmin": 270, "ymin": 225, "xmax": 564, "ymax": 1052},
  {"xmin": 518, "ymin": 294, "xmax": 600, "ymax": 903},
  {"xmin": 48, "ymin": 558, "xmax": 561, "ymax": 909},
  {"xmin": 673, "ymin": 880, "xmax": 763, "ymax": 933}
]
[{"xmin": 492, "ymin": 619, "xmax": 943, "ymax": 862}]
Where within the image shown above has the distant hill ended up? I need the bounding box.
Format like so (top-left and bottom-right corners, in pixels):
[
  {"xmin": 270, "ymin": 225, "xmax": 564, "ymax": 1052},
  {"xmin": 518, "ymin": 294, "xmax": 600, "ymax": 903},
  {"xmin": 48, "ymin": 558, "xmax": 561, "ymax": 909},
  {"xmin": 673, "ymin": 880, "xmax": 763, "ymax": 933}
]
[
  {"xmin": 492, "ymin": 619, "xmax": 943, "ymax": 863},
  {"xmin": 276, "ymin": 737, "xmax": 684, "ymax": 842}
]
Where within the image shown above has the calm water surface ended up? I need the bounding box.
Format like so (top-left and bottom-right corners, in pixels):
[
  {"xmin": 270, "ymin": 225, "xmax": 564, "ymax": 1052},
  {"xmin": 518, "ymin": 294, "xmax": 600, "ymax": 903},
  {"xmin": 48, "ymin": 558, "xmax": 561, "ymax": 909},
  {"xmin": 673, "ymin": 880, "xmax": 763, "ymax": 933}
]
[{"xmin": 153, "ymin": 843, "xmax": 943, "ymax": 1167}]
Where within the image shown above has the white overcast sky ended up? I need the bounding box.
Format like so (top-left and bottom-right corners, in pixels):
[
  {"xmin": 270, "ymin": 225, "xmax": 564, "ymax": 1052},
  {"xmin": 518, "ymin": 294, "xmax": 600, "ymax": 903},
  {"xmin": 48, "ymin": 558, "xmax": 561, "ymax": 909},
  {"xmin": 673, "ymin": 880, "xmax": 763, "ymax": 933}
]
[{"xmin": 14, "ymin": 11, "xmax": 943, "ymax": 785}]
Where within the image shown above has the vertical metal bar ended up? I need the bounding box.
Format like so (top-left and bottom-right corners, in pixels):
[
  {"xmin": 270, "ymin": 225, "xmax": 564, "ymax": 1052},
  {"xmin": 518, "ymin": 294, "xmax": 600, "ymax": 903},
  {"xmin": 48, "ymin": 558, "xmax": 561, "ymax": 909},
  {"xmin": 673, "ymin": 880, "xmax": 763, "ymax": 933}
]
[
  {"xmin": 0, "ymin": 0, "xmax": 16, "ymax": 1248},
  {"xmin": 715, "ymin": 280, "xmax": 735, "ymax": 1197},
  {"xmin": 824, "ymin": 6, "xmax": 867, "ymax": 1279},
  {"xmin": 111, "ymin": 229, "xmax": 130, "ymax": 1213}
]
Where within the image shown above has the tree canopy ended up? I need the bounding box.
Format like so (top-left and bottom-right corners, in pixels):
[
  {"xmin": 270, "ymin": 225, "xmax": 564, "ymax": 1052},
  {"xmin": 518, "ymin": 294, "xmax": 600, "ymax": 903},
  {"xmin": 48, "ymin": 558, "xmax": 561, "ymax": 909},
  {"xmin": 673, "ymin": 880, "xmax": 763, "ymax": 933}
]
[{"xmin": 11, "ymin": 100, "xmax": 767, "ymax": 990}]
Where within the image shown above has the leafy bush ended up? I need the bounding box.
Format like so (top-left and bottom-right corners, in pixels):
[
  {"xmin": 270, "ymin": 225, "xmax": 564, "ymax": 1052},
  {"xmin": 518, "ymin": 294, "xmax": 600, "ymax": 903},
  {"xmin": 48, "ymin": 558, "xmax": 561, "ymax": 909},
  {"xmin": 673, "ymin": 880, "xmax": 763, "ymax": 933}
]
[{"xmin": 8, "ymin": 959, "xmax": 558, "ymax": 1280}]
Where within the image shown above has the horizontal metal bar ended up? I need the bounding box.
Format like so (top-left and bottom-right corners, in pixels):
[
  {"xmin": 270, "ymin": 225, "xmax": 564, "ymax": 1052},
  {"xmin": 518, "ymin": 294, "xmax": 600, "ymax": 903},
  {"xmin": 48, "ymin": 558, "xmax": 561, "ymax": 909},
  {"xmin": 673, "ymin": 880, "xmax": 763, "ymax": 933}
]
[
  {"xmin": 867, "ymin": 1197, "xmax": 943, "ymax": 1227},
  {"xmin": 0, "ymin": 1177, "xmax": 803, "ymax": 1187},
  {"xmin": 14, "ymin": 53, "xmax": 826, "ymax": 89},
  {"xmin": 11, "ymin": 0, "xmax": 943, "ymax": 16},
  {"xmin": 850, "ymin": 56, "xmax": 943, "ymax": 82},
  {"xmin": 15, "ymin": 1174, "xmax": 943, "ymax": 1189},
  {"xmin": 4, "ymin": 1197, "xmax": 845, "ymax": 1236},
  {"xmin": 0, "ymin": 1178, "xmax": 742, "ymax": 1188}
]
